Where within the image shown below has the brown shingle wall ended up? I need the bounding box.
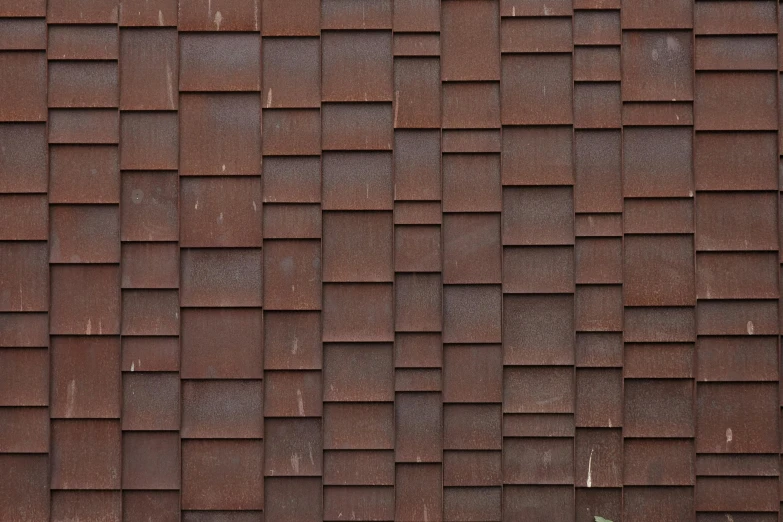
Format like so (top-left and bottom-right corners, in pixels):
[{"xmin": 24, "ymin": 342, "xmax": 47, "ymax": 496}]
[{"xmin": 0, "ymin": 0, "xmax": 780, "ymax": 520}]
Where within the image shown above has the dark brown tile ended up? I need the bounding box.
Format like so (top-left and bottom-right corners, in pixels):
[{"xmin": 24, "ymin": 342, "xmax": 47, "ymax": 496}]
[
  {"xmin": 51, "ymin": 419, "xmax": 121, "ymax": 489},
  {"xmin": 182, "ymin": 380, "xmax": 263, "ymax": 438},
  {"xmin": 51, "ymin": 336, "xmax": 121, "ymax": 418}
]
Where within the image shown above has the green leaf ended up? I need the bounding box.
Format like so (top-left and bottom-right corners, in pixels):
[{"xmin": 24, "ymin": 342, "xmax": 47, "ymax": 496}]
[{"xmin": 594, "ymin": 517, "xmax": 613, "ymax": 522}]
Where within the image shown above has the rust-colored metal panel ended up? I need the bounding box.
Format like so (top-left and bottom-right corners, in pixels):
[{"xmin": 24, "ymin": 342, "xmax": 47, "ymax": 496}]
[
  {"xmin": 504, "ymin": 294, "xmax": 574, "ymax": 365},
  {"xmin": 262, "ymin": 38, "xmax": 321, "ymax": 109},
  {"xmin": 182, "ymin": 380, "xmax": 263, "ymax": 438},
  {"xmin": 122, "ymin": 372, "xmax": 180, "ymax": 430},
  {"xmin": 264, "ymin": 370, "xmax": 321, "ymax": 416},
  {"xmin": 322, "ymin": 153, "xmax": 393, "ymax": 210},
  {"xmin": 180, "ymin": 308, "xmax": 263, "ymax": 378},
  {"xmin": 264, "ymin": 418, "xmax": 323, "ymax": 475},
  {"xmin": 0, "ymin": 19, "xmax": 46, "ymax": 51},
  {"xmin": 50, "ymin": 336, "xmax": 121, "ymax": 418},
  {"xmin": 180, "ymin": 33, "xmax": 260, "ymax": 92},
  {"xmin": 120, "ymin": 28, "xmax": 178, "ymax": 110},
  {"xmin": 180, "ymin": 248, "xmax": 262, "ymax": 307},
  {"xmin": 181, "ymin": 440, "xmax": 264, "ymax": 510},
  {"xmin": 51, "ymin": 419, "xmax": 122, "ymax": 489},
  {"xmin": 322, "ymin": 0, "xmax": 391, "ymax": 30},
  {"xmin": 51, "ymin": 145, "xmax": 119, "ymax": 204}
]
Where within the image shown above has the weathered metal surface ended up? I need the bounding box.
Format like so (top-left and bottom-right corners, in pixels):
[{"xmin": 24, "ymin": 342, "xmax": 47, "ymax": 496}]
[{"xmin": 3, "ymin": 2, "xmax": 783, "ymax": 519}]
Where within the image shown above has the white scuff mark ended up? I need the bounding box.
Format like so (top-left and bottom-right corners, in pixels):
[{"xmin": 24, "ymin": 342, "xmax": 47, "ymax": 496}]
[
  {"xmin": 217, "ymin": 212, "xmax": 224, "ymax": 225},
  {"xmin": 131, "ymin": 362, "xmax": 135, "ymax": 372},
  {"xmin": 416, "ymin": 456, "xmax": 421, "ymax": 462},
  {"xmin": 266, "ymin": 89, "xmax": 273, "ymax": 108},
  {"xmin": 423, "ymin": 504, "xmax": 429, "ymax": 522},
  {"xmin": 512, "ymin": 6, "xmax": 516, "ymax": 16},
  {"xmin": 208, "ymin": 0, "xmax": 212, "ymax": 18},
  {"xmin": 214, "ymin": 11, "xmax": 223, "ymax": 30},
  {"xmin": 308, "ymin": 442, "xmax": 314, "ymax": 465},
  {"xmin": 608, "ymin": 418, "xmax": 612, "ymax": 428},
  {"xmin": 195, "ymin": 199, "xmax": 199, "ymax": 210},
  {"xmin": 290, "ymin": 453, "xmax": 300, "ymax": 474},
  {"xmin": 747, "ymin": 321, "xmax": 755, "ymax": 335},
  {"xmin": 586, "ymin": 448, "xmax": 594, "ymax": 488},
  {"xmin": 291, "ymin": 337, "xmax": 298, "ymax": 355},
  {"xmin": 543, "ymin": 5, "xmax": 551, "ymax": 15},
  {"xmin": 254, "ymin": 0, "xmax": 259, "ymax": 30},
  {"xmin": 98, "ymin": 320, "xmax": 103, "ymax": 335},
  {"xmin": 221, "ymin": 164, "xmax": 226, "ymax": 172},
  {"xmin": 165, "ymin": 62, "xmax": 175, "ymax": 109},
  {"xmin": 86, "ymin": 318, "xmax": 92, "ymax": 335},
  {"xmin": 297, "ymin": 389, "xmax": 305, "ymax": 416},
  {"xmin": 726, "ymin": 428, "xmax": 733, "ymax": 443},
  {"xmin": 65, "ymin": 380, "xmax": 76, "ymax": 417},
  {"xmin": 366, "ymin": 183, "xmax": 369, "ymax": 199},
  {"xmin": 726, "ymin": 515, "xmax": 734, "ymax": 522},
  {"xmin": 158, "ymin": 9, "xmax": 164, "ymax": 25},
  {"xmin": 351, "ymin": 512, "xmax": 357, "ymax": 521},
  {"xmin": 252, "ymin": 200, "xmax": 257, "ymax": 211}
]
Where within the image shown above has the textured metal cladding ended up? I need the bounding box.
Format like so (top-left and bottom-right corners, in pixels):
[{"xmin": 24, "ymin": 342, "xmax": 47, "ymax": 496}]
[
  {"xmin": 322, "ymin": 0, "xmax": 391, "ymax": 30},
  {"xmin": 0, "ymin": 52, "xmax": 47, "ymax": 121},
  {"xmin": 48, "ymin": 25, "xmax": 119, "ymax": 60},
  {"xmin": 322, "ymin": 152, "xmax": 393, "ymax": 210},
  {"xmin": 322, "ymin": 31, "xmax": 393, "ymax": 102},
  {"xmin": 48, "ymin": 61, "xmax": 119, "ymax": 108},
  {"xmin": 51, "ymin": 145, "xmax": 119, "ymax": 204},
  {"xmin": 121, "ymin": 28, "xmax": 178, "ymax": 110},
  {"xmin": 50, "ymin": 204, "xmax": 120, "ymax": 263},
  {"xmin": 0, "ymin": 348, "xmax": 49, "ymax": 406},
  {"xmin": 180, "ymin": 176, "xmax": 262, "ymax": 247},
  {"xmin": 179, "ymin": 93, "xmax": 261, "ymax": 175},
  {"xmin": 180, "ymin": 308, "xmax": 263, "ymax": 378},
  {"xmin": 443, "ymin": 154, "xmax": 502, "ymax": 212},
  {"xmin": 3, "ymin": 1, "xmax": 783, "ymax": 519},
  {"xmin": 504, "ymin": 294, "xmax": 574, "ymax": 364},
  {"xmin": 0, "ymin": 123, "xmax": 48, "ymax": 192},
  {"xmin": 323, "ymin": 344, "xmax": 394, "ymax": 402},
  {"xmin": 0, "ymin": 242, "xmax": 48, "ymax": 311},
  {"xmin": 50, "ymin": 419, "xmax": 122, "ymax": 489},
  {"xmin": 0, "ymin": 19, "xmax": 46, "ymax": 51},
  {"xmin": 182, "ymin": 380, "xmax": 264, "ymax": 438},
  {"xmin": 50, "ymin": 336, "xmax": 121, "ymax": 418},
  {"xmin": 50, "ymin": 264, "xmax": 120, "ymax": 335},
  {"xmin": 122, "ymin": 372, "xmax": 181, "ymax": 430},
  {"xmin": 180, "ymin": 248, "xmax": 262, "ymax": 307},
  {"xmin": 123, "ymin": 491, "xmax": 180, "ymax": 522},
  {"xmin": 181, "ymin": 440, "xmax": 264, "ymax": 510},
  {"xmin": 120, "ymin": 112, "xmax": 179, "ymax": 169},
  {"xmin": 49, "ymin": 108, "xmax": 119, "ymax": 144},
  {"xmin": 443, "ymin": 345, "xmax": 503, "ymax": 403},
  {"xmin": 264, "ymin": 370, "xmax": 322, "ymax": 416},
  {"xmin": 180, "ymin": 33, "xmax": 260, "ymax": 92},
  {"xmin": 441, "ymin": 0, "xmax": 499, "ymax": 81},
  {"xmin": 122, "ymin": 431, "xmax": 181, "ymax": 489},
  {"xmin": 501, "ymin": 54, "xmax": 573, "ymax": 125},
  {"xmin": 121, "ymin": 242, "xmax": 180, "ymax": 288}
]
